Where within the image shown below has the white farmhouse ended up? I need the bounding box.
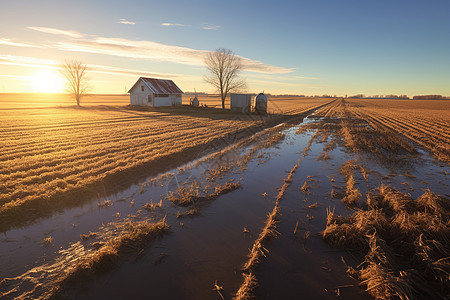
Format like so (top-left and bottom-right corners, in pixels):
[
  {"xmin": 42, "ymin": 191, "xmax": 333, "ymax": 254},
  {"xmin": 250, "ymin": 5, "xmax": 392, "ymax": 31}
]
[{"xmin": 128, "ymin": 77, "xmax": 183, "ymax": 107}]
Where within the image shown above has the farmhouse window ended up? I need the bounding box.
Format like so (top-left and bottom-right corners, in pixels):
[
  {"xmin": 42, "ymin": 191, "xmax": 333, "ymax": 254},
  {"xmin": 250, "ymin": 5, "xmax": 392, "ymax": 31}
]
[{"xmin": 141, "ymin": 86, "xmax": 144, "ymax": 91}]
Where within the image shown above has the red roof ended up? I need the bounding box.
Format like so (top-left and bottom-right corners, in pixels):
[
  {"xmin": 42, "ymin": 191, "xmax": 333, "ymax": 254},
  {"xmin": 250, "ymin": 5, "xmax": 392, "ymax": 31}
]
[{"xmin": 128, "ymin": 77, "xmax": 183, "ymax": 94}]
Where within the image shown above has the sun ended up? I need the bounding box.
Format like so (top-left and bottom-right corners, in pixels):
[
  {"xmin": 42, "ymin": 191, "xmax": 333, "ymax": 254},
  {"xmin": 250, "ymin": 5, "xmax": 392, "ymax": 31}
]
[{"xmin": 30, "ymin": 70, "xmax": 65, "ymax": 93}]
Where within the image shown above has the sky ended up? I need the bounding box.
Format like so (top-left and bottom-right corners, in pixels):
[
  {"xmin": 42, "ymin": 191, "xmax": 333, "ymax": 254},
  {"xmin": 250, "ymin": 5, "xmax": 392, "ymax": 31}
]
[{"xmin": 0, "ymin": 0, "xmax": 449, "ymax": 96}]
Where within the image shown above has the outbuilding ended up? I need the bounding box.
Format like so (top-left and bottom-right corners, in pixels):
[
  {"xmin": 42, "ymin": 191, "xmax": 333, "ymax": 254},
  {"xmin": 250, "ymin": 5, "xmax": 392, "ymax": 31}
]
[
  {"xmin": 128, "ymin": 77, "xmax": 183, "ymax": 107},
  {"xmin": 230, "ymin": 93, "xmax": 252, "ymax": 113}
]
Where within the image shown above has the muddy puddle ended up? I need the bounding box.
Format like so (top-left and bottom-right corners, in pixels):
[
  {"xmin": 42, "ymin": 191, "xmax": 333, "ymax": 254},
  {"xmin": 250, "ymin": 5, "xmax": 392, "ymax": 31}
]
[{"xmin": 1, "ymin": 111, "xmax": 449, "ymax": 299}]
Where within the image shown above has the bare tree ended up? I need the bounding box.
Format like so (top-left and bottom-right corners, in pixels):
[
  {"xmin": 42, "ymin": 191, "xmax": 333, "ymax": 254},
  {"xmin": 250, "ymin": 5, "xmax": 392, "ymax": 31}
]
[
  {"xmin": 204, "ymin": 48, "xmax": 246, "ymax": 109},
  {"xmin": 61, "ymin": 60, "xmax": 89, "ymax": 107}
]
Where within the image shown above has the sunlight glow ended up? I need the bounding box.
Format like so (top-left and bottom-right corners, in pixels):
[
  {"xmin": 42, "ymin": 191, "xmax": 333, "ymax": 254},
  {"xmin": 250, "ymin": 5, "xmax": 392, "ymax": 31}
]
[{"xmin": 30, "ymin": 70, "xmax": 65, "ymax": 93}]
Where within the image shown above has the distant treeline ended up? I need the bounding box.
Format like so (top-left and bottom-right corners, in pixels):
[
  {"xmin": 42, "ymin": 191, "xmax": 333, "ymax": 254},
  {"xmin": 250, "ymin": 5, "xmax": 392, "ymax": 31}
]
[
  {"xmin": 348, "ymin": 94, "xmax": 450, "ymax": 100},
  {"xmin": 184, "ymin": 92, "xmax": 449, "ymax": 100},
  {"xmin": 411, "ymin": 95, "xmax": 449, "ymax": 100}
]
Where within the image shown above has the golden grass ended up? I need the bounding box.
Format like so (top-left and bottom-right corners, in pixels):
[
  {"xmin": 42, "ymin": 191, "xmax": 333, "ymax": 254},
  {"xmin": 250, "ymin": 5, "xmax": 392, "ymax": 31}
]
[
  {"xmin": 323, "ymin": 187, "xmax": 450, "ymax": 299},
  {"xmin": 0, "ymin": 96, "xmax": 332, "ymax": 231}
]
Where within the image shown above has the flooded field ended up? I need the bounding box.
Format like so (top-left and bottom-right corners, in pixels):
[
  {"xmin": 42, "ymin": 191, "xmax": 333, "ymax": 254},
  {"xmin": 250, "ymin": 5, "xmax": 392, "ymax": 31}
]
[{"xmin": 1, "ymin": 99, "xmax": 449, "ymax": 299}]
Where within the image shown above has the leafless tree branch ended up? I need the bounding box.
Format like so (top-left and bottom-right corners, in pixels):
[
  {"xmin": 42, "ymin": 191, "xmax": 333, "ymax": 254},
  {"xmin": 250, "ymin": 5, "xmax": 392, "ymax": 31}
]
[
  {"xmin": 60, "ymin": 60, "xmax": 89, "ymax": 107},
  {"xmin": 204, "ymin": 48, "xmax": 247, "ymax": 109}
]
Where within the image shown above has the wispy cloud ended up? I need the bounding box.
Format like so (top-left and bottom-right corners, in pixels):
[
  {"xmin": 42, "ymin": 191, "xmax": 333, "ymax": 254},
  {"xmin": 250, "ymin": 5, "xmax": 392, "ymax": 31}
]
[
  {"xmin": 0, "ymin": 54, "xmax": 199, "ymax": 80},
  {"xmin": 0, "ymin": 39, "xmax": 42, "ymax": 48},
  {"xmin": 55, "ymin": 37, "xmax": 292, "ymax": 73},
  {"xmin": 15, "ymin": 26, "xmax": 293, "ymax": 74},
  {"xmin": 202, "ymin": 23, "xmax": 220, "ymax": 30},
  {"xmin": 294, "ymin": 76, "xmax": 319, "ymax": 80},
  {"xmin": 161, "ymin": 23, "xmax": 185, "ymax": 27},
  {"xmin": 0, "ymin": 54, "xmax": 59, "ymax": 69},
  {"xmin": 118, "ymin": 19, "xmax": 136, "ymax": 25},
  {"xmin": 89, "ymin": 64, "xmax": 200, "ymax": 80},
  {"xmin": 27, "ymin": 26, "xmax": 84, "ymax": 38}
]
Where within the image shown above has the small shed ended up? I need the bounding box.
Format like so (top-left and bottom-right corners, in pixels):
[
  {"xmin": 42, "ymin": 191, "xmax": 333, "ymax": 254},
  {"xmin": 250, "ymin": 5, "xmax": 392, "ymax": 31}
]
[
  {"xmin": 128, "ymin": 77, "xmax": 183, "ymax": 107},
  {"xmin": 230, "ymin": 93, "xmax": 252, "ymax": 113}
]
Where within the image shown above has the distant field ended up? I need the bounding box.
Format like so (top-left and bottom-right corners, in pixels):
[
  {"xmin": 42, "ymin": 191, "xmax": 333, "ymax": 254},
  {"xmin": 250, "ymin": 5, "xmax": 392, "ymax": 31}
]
[
  {"xmin": 0, "ymin": 93, "xmax": 332, "ymax": 228},
  {"xmin": 1, "ymin": 93, "xmax": 328, "ymax": 114},
  {"xmin": 0, "ymin": 93, "xmax": 130, "ymax": 108},
  {"xmin": 346, "ymin": 99, "xmax": 450, "ymax": 162}
]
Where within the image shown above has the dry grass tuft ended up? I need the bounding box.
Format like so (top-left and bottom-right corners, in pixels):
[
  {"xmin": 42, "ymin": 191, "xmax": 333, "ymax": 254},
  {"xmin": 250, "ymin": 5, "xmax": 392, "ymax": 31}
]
[
  {"xmin": 401, "ymin": 182, "xmax": 414, "ymax": 191},
  {"xmin": 213, "ymin": 280, "xmax": 225, "ymax": 300},
  {"xmin": 264, "ymin": 133, "xmax": 285, "ymax": 148},
  {"xmin": 340, "ymin": 161, "xmax": 361, "ymax": 207},
  {"xmin": 301, "ymin": 181, "xmax": 309, "ymax": 194},
  {"xmin": 54, "ymin": 217, "xmax": 168, "ymax": 297},
  {"xmin": 97, "ymin": 200, "xmax": 112, "ymax": 208},
  {"xmin": 317, "ymin": 151, "xmax": 331, "ymax": 161},
  {"xmin": 242, "ymin": 206, "xmax": 280, "ymax": 271},
  {"xmin": 323, "ymin": 187, "xmax": 450, "ymax": 299},
  {"xmin": 176, "ymin": 208, "xmax": 199, "ymax": 219},
  {"xmin": 42, "ymin": 236, "xmax": 53, "ymax": 246},
  {"xmin": 341, "ymin": 175, "xmax": 361, "ymax": 207},
  {"xmin": 233, "ymin": 272, "xmax": 257, "ymax": 300},
  {"xmin": 206, "ymin": 165, "xmax": 232, "ymax": 182},
  {"xmin": 80, "ymin": 232, "xmax": 97, "ymax": 241},
  {"xmin": 308, "ymin": 202, "xmax": 318, "ymax": 209},
  {"xmin": 143, "ymin": 199, "xmax": 162, "ymax": 211},
  {"xmin": 167, "ymin": 180, "xmax": 240, "ymax": 206},
  {"xmin": 330, "ymin": 188, "xmax": 340, "ymax": 199},
  {"xmin": 323, "ymin": 139, "xmax": 337, "ymax": 152}
]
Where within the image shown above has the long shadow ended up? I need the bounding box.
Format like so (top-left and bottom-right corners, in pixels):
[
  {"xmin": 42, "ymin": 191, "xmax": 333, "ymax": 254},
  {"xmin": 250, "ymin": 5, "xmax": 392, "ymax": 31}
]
[{"xmin": 121, "ymin": 104, "xmax": 291, "ymax": 123}]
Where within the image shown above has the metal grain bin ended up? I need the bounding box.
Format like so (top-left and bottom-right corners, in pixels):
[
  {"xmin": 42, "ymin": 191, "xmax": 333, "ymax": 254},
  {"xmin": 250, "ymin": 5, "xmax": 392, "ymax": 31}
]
[{"xmin": 254, "ymin": 93, "xmax": 268, "ymax": 114}]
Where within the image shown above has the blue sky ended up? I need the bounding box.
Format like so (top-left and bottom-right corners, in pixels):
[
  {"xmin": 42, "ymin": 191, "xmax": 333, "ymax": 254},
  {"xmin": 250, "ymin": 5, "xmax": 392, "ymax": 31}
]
[{"xmin": 0, "ymin": 0, "xmax": 449, "ymax": 96}]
